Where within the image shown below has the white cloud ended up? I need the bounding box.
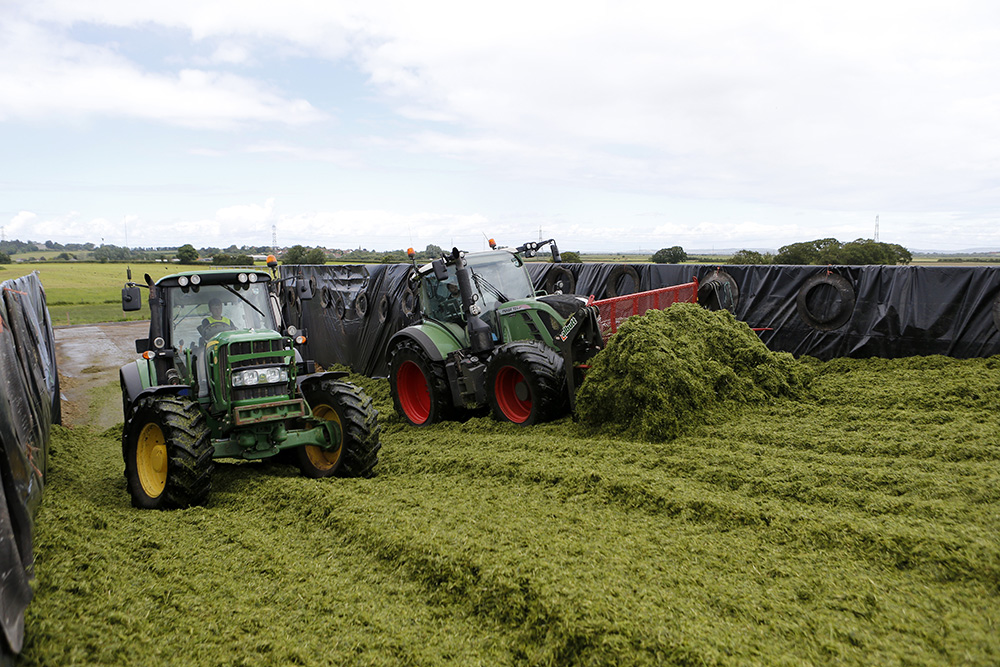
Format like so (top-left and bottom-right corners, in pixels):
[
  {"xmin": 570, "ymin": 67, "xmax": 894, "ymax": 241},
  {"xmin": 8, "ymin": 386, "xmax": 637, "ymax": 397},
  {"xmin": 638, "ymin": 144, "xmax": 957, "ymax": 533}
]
[{"xmin": 0, "ymin": 16, "xmax": 326, "ymax": 128}]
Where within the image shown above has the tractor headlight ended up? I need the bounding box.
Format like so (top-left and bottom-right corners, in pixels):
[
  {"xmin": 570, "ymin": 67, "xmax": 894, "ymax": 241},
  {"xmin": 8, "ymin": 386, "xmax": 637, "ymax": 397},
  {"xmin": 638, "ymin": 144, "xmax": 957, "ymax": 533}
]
[{"xmin": 231, "ymin": 367, "xmax": 289, "ymax": 387}]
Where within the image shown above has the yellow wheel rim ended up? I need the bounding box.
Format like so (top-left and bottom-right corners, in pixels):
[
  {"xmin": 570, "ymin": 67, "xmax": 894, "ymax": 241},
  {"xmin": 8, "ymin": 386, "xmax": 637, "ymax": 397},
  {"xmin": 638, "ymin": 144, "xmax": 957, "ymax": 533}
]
[
  {"xmin": 305, "ymin": 404, "xmax": 344, "ymax": 471},
  {"xmin": 136, "ymin": 423, "xmax": 168, "ymax": 498}
]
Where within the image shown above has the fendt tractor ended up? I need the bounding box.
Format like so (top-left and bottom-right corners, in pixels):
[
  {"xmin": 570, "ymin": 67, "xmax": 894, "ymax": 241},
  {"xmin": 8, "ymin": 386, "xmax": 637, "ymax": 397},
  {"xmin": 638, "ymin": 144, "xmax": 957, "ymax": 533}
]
[
  {"xmin": 388, "ymin": 239, "xmax": 605, "ymax": 427},
  {"xmin": 119, "ymin": 260, "xmax": 380, "ymax": 509}
]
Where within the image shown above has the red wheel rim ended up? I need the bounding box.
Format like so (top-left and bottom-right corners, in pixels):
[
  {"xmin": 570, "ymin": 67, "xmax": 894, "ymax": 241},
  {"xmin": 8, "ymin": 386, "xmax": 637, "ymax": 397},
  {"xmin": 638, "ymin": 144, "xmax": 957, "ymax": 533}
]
[
  {"xmin": 397, "ymin": 360, "xmax": 431, "ymax": 424},
  {"xmin": 495, "ymin": 366, "xmax": 532, "ymax": 423}
]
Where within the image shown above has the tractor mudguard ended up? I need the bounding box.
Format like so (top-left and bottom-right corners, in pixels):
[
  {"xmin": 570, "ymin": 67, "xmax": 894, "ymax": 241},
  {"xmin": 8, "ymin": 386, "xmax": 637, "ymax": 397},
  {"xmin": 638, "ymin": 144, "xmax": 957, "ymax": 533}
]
[
  {"xmin": 297, "ymin": 370, "xmax": 349, "ymax": 395},
  {"xmin": 120, "ymin": 360, "xmax": 156, "ymax": 409},
  {"xmin": 123, "ymin": 383, "xmax": 192, "ymax": 419},
  {"xmin": 388, "ymin": 323, "xmax": 465, "ymax": 363}
]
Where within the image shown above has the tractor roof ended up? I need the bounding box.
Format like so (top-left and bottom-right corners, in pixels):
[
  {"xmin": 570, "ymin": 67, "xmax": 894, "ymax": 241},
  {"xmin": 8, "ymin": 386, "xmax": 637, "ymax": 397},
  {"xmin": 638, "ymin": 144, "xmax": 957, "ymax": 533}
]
[{"xmin": 154, "ymin": 269, "xmax": 272, "ymax": 288}]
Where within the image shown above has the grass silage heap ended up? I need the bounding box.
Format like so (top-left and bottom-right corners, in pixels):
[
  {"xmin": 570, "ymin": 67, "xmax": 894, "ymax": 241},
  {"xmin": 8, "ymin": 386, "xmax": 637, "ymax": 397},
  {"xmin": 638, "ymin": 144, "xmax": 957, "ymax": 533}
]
[{"xmin": 577, "ymin": 303, "xmax": 809, "ymax": 441}]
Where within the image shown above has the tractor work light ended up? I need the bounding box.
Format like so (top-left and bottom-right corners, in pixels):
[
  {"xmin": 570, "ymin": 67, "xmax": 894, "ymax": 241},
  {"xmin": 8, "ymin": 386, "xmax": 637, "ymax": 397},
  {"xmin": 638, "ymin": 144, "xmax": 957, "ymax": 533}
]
[
  {"xmin": 190, "ymin": 274, "xmax": 201, "ymax": 285},
  {"xmin": 238, "ymin": 273, "xmax": 248, "ymax": 283},
  {"xmin": 231, "ymin": 367, "xmax": 289, "ymax": 387},
  {"xmin": 178, "ymin": 276, "xmax": 189, "ymax": 287},
  {"xmin": 248, "ymin": 273, "xmax": 258, "ymax": 283}
]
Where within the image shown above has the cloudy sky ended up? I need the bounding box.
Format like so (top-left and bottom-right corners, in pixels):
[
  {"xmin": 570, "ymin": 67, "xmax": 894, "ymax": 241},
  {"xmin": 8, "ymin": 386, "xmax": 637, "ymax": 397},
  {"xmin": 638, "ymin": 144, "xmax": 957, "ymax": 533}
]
[{"xmin": 2, "ymin": 1, "xmax": 999, "ymax": 253}]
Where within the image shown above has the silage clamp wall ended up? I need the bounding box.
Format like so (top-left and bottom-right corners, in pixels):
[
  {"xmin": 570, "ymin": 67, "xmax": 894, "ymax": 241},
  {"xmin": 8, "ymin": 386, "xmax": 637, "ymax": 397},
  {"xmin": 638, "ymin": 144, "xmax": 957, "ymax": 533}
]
[
  {"xmin": 0, "ymin": 271, "xmax": 56, "ymax": 655},
  {"xmin": 279, "ymin": 263, "xmax": 1000, "ymax": 376}
]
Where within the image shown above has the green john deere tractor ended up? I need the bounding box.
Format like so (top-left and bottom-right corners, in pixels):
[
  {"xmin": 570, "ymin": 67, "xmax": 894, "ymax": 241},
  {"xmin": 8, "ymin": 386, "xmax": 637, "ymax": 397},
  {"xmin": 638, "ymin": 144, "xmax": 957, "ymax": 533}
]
[
  {"xmin": 119, "ymin": 263, "xmax": 380, "ymax": 509},
  {"xmin": 388, "ymin": 239, "xmax": 604, "ymax": 426}
]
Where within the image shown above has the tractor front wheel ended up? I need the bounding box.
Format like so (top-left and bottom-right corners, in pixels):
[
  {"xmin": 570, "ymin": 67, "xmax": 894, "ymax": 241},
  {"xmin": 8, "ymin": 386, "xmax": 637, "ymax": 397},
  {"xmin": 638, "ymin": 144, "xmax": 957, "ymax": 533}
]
[
  {"xmin": 389, "ymin": 338, "xmax": 452, "ymax": 426},
  {"xmin": 300, "ymin": 379, "xmax": 381, "ymax": 478},
  {"xmin": 485, "ymin": 342, "xmax": 566, "ymax": 426},
  {"xmin": 123, "ymin": 395, "xmax": 214, "ymax": 509}
]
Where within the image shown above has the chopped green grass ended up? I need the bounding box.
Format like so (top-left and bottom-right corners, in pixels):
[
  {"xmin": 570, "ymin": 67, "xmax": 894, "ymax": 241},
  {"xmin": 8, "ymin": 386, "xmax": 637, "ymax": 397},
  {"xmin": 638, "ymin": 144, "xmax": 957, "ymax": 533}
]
[{"xmin": 24, "ymin": 356, "xmax": 1000, "ymax": 665}]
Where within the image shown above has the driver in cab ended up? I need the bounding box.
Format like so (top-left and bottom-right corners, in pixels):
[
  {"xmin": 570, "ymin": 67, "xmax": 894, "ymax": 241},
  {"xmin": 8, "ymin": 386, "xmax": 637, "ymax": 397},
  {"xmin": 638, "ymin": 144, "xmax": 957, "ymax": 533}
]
[{"xmin": 202, "ymin": 298, "xmax": 235, "ymax": 333}]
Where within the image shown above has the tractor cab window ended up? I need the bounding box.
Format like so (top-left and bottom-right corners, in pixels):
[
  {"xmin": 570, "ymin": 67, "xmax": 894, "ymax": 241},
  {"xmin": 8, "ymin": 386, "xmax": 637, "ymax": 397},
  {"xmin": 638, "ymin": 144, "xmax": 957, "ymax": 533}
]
[
  {"xmin": 420, "ymin": 273, "xmax": 464, "ymax": 324},
  {"xmin": 466, "ymin": 251, "xmax": 534, "ymax": 312},
  {"xmin": 165, "ymin": 283, "xmax": 277, "ymax": 351}
]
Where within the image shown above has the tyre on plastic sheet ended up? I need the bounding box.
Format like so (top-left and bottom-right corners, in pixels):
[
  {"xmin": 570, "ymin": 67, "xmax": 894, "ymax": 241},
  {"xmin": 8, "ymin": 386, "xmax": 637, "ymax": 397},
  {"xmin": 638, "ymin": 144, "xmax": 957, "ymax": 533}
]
[
  {"xmin": 545, "ymin": 266, "xmax": 576, "ymax": 295},
  {"xmin": 604, "ymin": 265, "xmax": 639, "ymax": 298},
  {"xmin": 123, "ymin": 395, "xmax": 214, "ymax": 510},
  {"xmin": 333, "ymin": 295, "xmax": 346, "ymax": 319},
  {"xmin": 298, "ymin": 379, "xmax": 381, "ymax": 478},
  {"xmin": 320, "ymin": 286, "xmax": 332, "ymax": 309},
  {"xmin": 377, "ymin": 293, "xmax": 391, "ymax": 323},
  {"xmin": 698, "ymin": 269, "xmax": 739, "ymax": 311},
  {"xmin": 389, "ymin": 338, "xmax": 452, "ymax": 426},
  {"xmin": 355, "ymin": 291, "xmax": 369, "ymax": 318},
  {"xmin": 796, "ymin": 271, "xmax": 856, "ymax": 330},
  {"xmin": 485, "ymin": 341, "xmax": 566, "ymax": 426}
]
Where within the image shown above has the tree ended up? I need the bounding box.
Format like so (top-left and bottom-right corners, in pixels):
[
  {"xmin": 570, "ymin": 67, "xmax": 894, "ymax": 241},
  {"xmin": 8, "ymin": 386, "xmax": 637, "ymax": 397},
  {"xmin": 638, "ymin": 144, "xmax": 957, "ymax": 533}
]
[
  {"xmin": 304, "ymin": 247, "xmax": 327, "ymax": 264},
  {"xmin": 727, "ymin": 249, "xmax": 773, "ymax": 265},
  {"xmin": 93, "ymin": 244, "xmax": 132, "ymax": 263},
  {"xmin": 283, "ymin": 245, "xmax": 326, "ymax": 264},
  {"xmin": 282, "ymin": 245, "xmax": 307, "ymax": 263},
  {"xmin": 776, "ymin": 237, "xmax": 912, "ymax": 265},
  {"xmin": 176, "ymin": 244, "xmax": 199, "ymax": 264},
  {"xmin": 650, "ymin": 246, "xmax": 687, "ymax": 263},
  {"xmin": 212, "ymin": 253, "xmax": 254, "ymax": 266},
  {"xmin": 424, "ymin": 244, "xmax": 445, "ymax": 259},
  {"xmin": 0, "ymin": 252, "xmax": 10, "ymax": 264},
  {"xmin": 559, "ymin": 251, "xmax": 583, "ymax": 263}
]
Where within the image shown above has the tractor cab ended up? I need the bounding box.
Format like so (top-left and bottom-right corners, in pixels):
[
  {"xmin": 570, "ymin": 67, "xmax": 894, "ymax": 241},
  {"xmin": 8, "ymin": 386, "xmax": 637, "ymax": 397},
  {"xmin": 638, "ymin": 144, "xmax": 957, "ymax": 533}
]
[{"xmin": 418, "ymin": 249, "xmax": 536, "ymax": 327}]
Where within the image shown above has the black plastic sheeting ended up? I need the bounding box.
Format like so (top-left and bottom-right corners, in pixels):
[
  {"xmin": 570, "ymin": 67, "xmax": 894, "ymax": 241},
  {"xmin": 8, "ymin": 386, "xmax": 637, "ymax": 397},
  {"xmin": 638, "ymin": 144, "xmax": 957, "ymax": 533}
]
[
  {"xmin": 0, "ymin": 271, "xmax": 56, "ymax": 656},
  {"xmin": 282, "ymin": 262, "xmax": 1000, "ymax": 377}
]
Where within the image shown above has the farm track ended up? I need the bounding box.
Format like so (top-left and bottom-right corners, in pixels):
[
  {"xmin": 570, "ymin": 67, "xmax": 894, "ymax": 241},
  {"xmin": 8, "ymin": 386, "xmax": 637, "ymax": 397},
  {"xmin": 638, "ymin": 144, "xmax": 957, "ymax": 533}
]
[{"xmin": 23, "ymin": 355, "xmax": 1000, "ymax": 665}]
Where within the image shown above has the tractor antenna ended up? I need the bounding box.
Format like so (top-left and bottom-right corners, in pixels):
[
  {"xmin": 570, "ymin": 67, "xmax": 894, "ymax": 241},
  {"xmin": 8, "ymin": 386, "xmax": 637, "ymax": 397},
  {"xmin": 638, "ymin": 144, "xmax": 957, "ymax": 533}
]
[
  {"xmin": 271, "ymin": 224, "xmax": 277, "ymax": 254},
  {"xmin": 874, "ymin": 215, "xmax": 879, "ymax": 242}
]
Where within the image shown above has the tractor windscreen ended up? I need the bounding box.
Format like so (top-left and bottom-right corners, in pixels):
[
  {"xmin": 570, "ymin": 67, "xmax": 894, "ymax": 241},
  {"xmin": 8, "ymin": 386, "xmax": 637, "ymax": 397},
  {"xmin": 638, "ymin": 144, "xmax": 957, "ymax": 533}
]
[
  {"xmin": 466, "ymin": 251, "xmax": 534, "ymax": 312},
  {"xmin": 165, "ymin": 283, "xmax": 277, "ymax": 351}
]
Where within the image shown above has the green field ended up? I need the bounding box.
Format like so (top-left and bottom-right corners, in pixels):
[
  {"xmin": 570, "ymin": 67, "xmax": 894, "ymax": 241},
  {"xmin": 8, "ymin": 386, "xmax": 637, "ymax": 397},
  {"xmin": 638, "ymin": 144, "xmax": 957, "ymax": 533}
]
[{"xmin": 24, "ymin": 355, "xmax": 1000, "ymax": 665}]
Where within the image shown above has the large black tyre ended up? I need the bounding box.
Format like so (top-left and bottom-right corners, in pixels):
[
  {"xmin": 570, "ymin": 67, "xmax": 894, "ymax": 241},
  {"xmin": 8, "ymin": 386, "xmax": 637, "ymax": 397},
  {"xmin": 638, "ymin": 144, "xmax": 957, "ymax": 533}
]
[
  {"xmin": 546, "ymin": 266, "xmax": 577, "ymax": 295},
  {"xmin": 485, "ymin": 341, "xmax": 566, "ymax": 426},
  {"xmin": 698, "ymin": 269, "xmax": 739, "ymax": 311},
  {"xmin": 389, "ymin": 338, "xmax": 453, "ymax": 426},
  {"xmin": 377, "ymin": 293, "xmax": 391, "ymax": 323},
  {"xmin": 796, "ymin": 271, "xmax": 855, "ymax": 331},
  {"xmin": 299, "ymin": 379, "xmax": 381, "ymax": 478},
  {"xmin": 123, "ymin": 395, "xmax": 214, "ymax": 510},
  {"xmin": 604, "ymin": 265, "xmax": 640, "ymax": 298}
]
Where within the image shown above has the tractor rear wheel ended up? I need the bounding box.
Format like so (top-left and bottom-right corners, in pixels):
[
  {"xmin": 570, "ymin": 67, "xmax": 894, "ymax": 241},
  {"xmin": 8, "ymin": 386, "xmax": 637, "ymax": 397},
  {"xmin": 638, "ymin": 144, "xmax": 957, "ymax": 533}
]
[
  {"xmin": 389, "ymin": 338, "xmax": 453, "ymax": 426},
  {"xmin": 299, "ymin": 379, "xmax": 381, "ymax": 478},
  {"xmin": 486, "ymin": 341, "xmax": 566, "ymax": 425},
  {"xmin": 123, "ymin": 395, "xmax": 214, "ymax": 509}
]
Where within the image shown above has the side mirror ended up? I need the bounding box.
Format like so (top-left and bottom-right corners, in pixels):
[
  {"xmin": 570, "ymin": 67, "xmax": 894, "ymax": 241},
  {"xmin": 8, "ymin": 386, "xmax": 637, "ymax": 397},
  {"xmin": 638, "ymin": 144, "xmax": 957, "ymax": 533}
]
[
  {"xmin": 432, "ymin": 258, "xmax": 449, "ymax": 281},
  {"xmin": 122, "ymin": 285, "xmax": 143, "ymax": 312}
]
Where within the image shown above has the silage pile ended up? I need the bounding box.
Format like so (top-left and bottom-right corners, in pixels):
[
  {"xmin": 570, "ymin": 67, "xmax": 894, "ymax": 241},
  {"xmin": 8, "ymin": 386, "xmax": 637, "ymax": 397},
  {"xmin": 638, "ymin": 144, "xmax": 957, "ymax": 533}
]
[{"xmin": 576, "ymin": 303, "xmax": 809, "ymax": 441}]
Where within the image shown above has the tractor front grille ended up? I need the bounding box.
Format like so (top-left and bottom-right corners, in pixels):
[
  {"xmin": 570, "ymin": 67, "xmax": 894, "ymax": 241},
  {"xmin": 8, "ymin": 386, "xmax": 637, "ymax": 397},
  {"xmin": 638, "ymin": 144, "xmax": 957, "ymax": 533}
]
[
  {"xmin": 226, "ymin": 338, "xmax": 287, "ymax": 368},
  {"xmin": 221, "ymin": 337, "xmax": 294, "ymax": 404},
  {"xmin": 232, "ymin": 384, "xmax": 289, "ymax": 402}
]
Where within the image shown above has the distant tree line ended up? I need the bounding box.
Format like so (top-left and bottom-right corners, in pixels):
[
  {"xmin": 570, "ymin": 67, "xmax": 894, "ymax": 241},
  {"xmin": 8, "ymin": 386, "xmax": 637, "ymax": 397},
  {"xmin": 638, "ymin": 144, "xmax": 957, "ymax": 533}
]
[{"xmin": 727, "ymin": 238, "xmax": 911, "ymax": 265}]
